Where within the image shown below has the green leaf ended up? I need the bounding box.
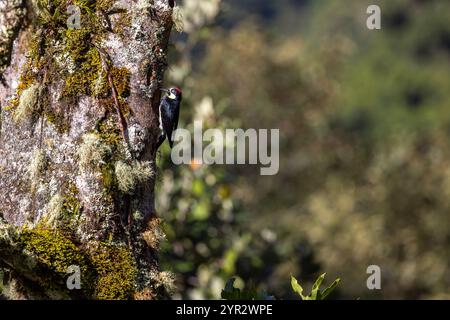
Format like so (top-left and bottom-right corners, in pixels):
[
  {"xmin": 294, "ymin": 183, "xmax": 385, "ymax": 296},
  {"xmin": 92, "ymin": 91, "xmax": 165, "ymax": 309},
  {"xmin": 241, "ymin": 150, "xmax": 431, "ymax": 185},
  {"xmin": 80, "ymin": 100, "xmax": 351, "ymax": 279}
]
[
  {"xmin": 321, "ymin": 278, "xmax": 341, "ymax": 300},
  {"xmin": 290, "ymin": 276, "xmax": 305, "ymax": 299},
  {"xmin": 291, "ymin": 273, "xmax": 340, "ymax": 300},
  {"xmin": 310, "ymin": 273, "xmax": 326, "ymax": 300},
  {"xmin": 312, "ymin": 273, "xmax": 326, "ymax": 290}
]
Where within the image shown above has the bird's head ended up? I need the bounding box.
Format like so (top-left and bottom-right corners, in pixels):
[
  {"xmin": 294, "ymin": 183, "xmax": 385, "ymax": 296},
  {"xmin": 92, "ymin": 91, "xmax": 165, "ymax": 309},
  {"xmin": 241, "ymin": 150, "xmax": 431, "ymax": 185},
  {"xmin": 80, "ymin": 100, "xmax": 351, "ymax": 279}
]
[{"xmin": 161, "ymin": 87, "xmax": 182, "ymax": 101}]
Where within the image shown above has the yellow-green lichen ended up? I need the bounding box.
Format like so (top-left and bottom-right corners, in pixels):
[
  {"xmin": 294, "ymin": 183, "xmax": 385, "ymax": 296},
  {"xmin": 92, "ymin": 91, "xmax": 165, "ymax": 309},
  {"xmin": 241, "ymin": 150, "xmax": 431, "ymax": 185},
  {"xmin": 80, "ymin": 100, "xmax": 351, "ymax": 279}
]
[
  {"xmin": 83, "ymin": 116, "xmax": 132, "ymax": 193},
  {"xmin": 42, "ymin": 194, "xmax": 65, "ymax": 227},
  {"xmin": 12, "ymin": 83, "xmax": 41, "ymax": 123},
  {"xmin": 97, "ymin": 116, "xmax": 122, "ymax": 147},
  {"xmin": 41, "ymin": 184, "xmax": 81, "ymax": 229},
  {"xmin": 115, "ymin": 160, "xmax": 154, "ymax": 194},
  {"xmin": 27, "ymin": 149, "xmax": 48, "ymax": 192},
  {"xmin": 78, "ymin": 133, "xmax": 112, "ymax": 171},
  {"xmin": 6, "ymin": 33, "xmax": 42, "ymax": 111}
]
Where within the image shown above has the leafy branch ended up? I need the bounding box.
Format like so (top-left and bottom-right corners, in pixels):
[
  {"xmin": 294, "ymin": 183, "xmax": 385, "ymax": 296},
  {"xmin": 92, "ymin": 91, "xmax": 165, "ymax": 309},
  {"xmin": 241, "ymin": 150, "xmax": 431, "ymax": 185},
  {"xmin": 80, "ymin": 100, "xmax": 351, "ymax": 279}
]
[
  {"xmin": 221, "ymin": 273, "xmax": 340, "ymax": 300},
  {"xmin": 291, "ymin": 273, "xmax": 340, "ymax": 300}
]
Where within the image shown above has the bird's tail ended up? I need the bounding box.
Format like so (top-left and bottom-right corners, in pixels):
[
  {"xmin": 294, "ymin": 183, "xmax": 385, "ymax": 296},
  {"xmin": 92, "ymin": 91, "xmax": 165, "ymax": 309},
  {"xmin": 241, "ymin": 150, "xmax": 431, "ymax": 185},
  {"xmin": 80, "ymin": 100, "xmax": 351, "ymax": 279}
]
[{"xmin": 156, "ymin": 134, "xmax": 166, "ymax": 150}]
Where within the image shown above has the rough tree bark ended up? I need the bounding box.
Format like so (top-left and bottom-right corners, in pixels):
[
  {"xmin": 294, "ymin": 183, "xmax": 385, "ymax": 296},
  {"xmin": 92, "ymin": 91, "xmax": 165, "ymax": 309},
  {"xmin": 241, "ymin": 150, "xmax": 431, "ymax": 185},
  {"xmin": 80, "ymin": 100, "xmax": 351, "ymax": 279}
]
[{"xmin": 0, "ymin": 0, "xmax": 174, "ymax": 299}]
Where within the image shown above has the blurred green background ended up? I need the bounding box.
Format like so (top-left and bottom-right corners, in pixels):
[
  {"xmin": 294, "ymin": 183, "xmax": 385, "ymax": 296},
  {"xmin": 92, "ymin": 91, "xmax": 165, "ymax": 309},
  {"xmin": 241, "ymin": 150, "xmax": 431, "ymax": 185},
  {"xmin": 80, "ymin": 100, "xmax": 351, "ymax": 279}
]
[{"xmin": 157, "ymin": 0, "xmax": 450, "ymax": 299}]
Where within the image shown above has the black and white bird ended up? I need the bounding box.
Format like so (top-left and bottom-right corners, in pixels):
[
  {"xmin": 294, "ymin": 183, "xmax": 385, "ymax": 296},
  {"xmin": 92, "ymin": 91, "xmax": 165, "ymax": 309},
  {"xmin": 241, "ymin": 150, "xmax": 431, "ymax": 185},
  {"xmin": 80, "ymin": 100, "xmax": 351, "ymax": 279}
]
[{"xmin": 157, "ymin": 87, "xmax": 182, "ymax": 149}]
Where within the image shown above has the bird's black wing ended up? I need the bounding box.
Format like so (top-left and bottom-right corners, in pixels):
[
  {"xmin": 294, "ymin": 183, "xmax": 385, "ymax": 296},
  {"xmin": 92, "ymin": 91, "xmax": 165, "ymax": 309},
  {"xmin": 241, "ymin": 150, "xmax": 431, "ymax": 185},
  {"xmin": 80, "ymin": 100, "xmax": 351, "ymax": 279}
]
[
  {"xmin": 173, "ymin": 102, "xmax": 180, "ymax": 133},
  {"xmin": 161, "ymin": 100, "xmax": 175, "ymax": 148},
  {"xmin": 169, "ymin": 104, "xmax": 180, "ymax": 148}
]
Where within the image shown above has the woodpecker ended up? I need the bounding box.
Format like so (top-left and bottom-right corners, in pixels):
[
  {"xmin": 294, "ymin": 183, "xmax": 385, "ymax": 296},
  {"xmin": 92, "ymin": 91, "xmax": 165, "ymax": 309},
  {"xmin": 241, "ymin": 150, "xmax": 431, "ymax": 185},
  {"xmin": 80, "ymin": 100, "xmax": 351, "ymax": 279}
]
[{"xmin": 157, "ymin": 87, "xmax": 182, "ymax": 149}]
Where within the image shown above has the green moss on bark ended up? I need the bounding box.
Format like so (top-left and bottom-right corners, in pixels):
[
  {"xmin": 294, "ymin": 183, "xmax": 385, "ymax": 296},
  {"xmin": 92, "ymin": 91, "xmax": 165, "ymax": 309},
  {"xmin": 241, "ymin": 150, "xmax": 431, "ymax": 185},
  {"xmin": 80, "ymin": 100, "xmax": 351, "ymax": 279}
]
[
  {"xmin": 7, "ymin": 0, "xmax": 132, "ymax": 131},
  {"xmin": 19, "ymin": 227, "xmax": 96, "ymax": 294},
  {"xmin": 19, "ymin": 227, "xmax": 137, "ymax": 300},
  {"xmin": 91, "ymin": 243, "xmax": 136, "ymax": 300}
]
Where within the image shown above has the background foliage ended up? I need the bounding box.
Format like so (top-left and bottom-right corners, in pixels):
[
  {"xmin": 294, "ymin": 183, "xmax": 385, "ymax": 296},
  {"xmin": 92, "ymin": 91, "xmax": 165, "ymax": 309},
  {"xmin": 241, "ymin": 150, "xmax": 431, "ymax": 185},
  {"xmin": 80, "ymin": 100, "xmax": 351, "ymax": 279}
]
[{"xmin": 157, "ymin": 0, "xmax": 450, "ymax": 299}]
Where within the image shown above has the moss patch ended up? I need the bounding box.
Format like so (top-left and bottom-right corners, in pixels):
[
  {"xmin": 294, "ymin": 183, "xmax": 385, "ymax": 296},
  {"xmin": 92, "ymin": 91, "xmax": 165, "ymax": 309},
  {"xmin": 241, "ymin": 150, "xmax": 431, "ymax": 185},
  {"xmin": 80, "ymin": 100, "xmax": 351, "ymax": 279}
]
[
  {"xmin": 19, "ymin": 227, "xmax": 137, "ymax": 300},
  {"xmin": 7, "ymin": 0, "xmax": 131, "ymax": 132},
  {"xmin": 63, "ymin": 183, "xmax": 82, "ymax": 217},
  {"xmin": 19, "ymin": 228, "xmax": 96, "ymax": 293},
  {"xmin": 62, "ymin": 47, "xmax": 105, "ymax": 98},
  {"xmin": 91, "ymin": 243, "xmax": 136, "ymax": 300},
  {"xmin": 110, "ymin": 67, "xmax": 130, "ymax": 98}
]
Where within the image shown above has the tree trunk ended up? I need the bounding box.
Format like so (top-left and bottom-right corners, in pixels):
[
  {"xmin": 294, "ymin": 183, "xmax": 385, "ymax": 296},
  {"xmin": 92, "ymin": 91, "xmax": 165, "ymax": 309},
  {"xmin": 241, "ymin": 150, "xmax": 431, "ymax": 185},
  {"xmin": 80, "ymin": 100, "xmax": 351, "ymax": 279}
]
[{"xmin": 0, "ymin": 0, "xmax": 174, "ymax": 299}]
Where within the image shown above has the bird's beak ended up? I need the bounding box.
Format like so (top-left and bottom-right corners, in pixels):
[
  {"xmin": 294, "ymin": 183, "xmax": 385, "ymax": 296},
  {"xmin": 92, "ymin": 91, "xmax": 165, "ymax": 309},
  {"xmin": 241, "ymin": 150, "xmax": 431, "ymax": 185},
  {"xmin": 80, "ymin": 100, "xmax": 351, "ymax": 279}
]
[{"xmin": 160, "ymin": 88, "xmax": 169, "ymax": 93}]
